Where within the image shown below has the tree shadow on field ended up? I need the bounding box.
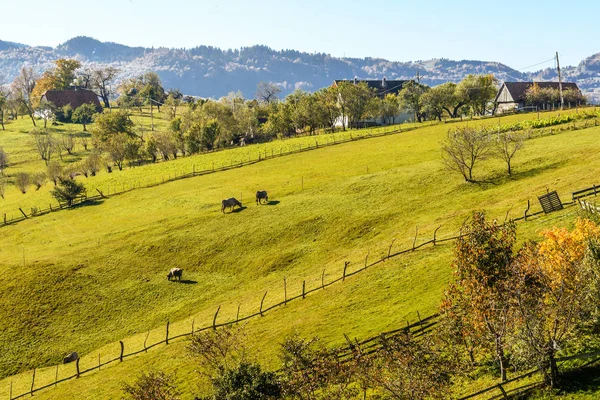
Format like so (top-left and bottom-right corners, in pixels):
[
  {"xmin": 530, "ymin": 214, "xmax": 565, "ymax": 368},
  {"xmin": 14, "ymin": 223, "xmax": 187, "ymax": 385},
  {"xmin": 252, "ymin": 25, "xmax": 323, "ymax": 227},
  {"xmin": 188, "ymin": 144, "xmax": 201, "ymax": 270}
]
[
  {"xmin": 475, "ymin": 161, "xmax": 565, "ymax": 190},
  {"xmin": 69, "ymin": 200, "xmax": 105, "ymax": 209}
]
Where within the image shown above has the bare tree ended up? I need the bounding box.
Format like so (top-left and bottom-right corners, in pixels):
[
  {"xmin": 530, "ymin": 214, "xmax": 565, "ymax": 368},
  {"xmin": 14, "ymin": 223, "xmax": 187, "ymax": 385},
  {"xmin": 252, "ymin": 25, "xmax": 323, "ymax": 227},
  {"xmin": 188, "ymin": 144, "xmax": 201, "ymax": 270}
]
[
  {"xmin": 0, "ymin": 147, "xmax": 8, "ymax": 169},
  {"xmin": 30, "ymin": 129, "xmax": 54, "ymax": 165},
  {"xmin": 256, "ymin": 81, "xmax": 281, "ymax": 104},
  {"xmin": 441, "ymin": 126, "xmax": 492, "ymax": 182},
  {"xmin": 88, "ymin": 67, "xmax": 119, "ymax": 109},
  {"xmin": 61, "ymin": 134, "xmax": 75, "ymax": 155},
  {"xmin": 79, "ymin": 136, "xmax": 89, "ymax": 151},
  {"xmin": 495, "ymin": 132, "xmax": 525, "ymax": 175},
  {"xmin": 46, "ymin": 161, "xmax": 63, "ymax": 185},
  {"xmin": 14, "ymin": 172, "xmax": 30, "ymax": 194},
  {"xmin": 11, "ymin": 66, "xmax": 38, "ymax": 126},
  {"xmin": 31, "ymin": 172, "xmax": 47, "ymax": 190}
]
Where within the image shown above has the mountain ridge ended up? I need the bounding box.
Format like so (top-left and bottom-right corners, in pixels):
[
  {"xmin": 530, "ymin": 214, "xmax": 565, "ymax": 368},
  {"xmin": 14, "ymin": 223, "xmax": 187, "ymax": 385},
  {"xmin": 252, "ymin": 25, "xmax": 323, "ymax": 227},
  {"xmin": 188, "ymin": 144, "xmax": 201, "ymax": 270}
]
[{"xmin": 1, "ymin": 36, "xmax": 598, "ymax": 102}]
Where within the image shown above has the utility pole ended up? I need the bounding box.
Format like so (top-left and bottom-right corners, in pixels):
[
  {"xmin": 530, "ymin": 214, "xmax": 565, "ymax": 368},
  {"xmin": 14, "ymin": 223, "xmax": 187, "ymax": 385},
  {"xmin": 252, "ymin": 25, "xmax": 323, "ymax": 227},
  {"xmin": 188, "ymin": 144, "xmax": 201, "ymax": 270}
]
[{"xmin": 556, "ymin": 51, "xmax": 564, "ymax": 110}]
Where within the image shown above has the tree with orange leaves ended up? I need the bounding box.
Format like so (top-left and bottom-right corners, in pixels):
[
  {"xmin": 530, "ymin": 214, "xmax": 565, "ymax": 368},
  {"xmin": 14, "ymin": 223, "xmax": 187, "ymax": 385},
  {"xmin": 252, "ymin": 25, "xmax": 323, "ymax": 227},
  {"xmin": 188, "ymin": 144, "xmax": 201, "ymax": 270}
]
[{"xmin": 511, "ymin": 219, "xmax": 600, "ymax": 386}]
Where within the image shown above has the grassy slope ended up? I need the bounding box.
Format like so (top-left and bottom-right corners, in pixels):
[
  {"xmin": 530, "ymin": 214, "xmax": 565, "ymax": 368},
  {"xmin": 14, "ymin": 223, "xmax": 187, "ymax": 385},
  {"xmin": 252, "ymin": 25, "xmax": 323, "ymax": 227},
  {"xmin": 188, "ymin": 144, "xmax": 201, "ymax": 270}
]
[{"xmin": 0, "ymin": 109, "xmax": 599, "ymax": 399}]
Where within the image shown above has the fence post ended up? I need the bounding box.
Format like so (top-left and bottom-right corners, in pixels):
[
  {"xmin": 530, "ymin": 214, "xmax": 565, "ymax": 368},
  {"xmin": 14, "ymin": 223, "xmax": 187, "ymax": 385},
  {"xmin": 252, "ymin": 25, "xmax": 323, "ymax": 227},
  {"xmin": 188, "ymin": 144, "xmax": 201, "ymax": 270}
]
[
  {"xmin": 302, "ymin": 281, "xmax": 306, "ymax": 299},
  {"xmin": 364, "ymin": 251, "xmax": 369, "ymax": 269},
  {"xmin": 284, "ymin": 277, "xmax": 287, "ymax": 305},
  {"xmin": 144, "ymin": 329, "xmax": 150, "ymax": 352},
  {"xmin": 433, "ymin": 225, "xmax": 441, "ymax": 246},
  {"xmin": 98, "ymin": 354, "xmax": 101, "ymax": 371},
  {"xmin": 76, "ymin": 357, "xmax": 80, "ymax": 378},
  {"xmin": 496, "ymin": 383, "xmax": 508, "ymax": 399},
  {"xmin": 260, "ymin": 292, "xmax": 268, "ymax": 316},
  {"xmin": 417, "ymin": 311, "xmax": 424, "ymax": 331},
  {"xmin": 412, "ymin": 226, "xmax": 420, "ymax": 250},
  {"xmin": 30, "ymin": 368, "xmax": 36, "ymax": 396},
  {"xmin": 55, "ymin": 365, "xmax": 59, "ymax": 387},
  {"xmin": 9, "ymin": 381, "xmax": 12, "ymax": 400},
  {"xmin": 165, "ymin": 321, "xmax": 170, "ymax": 345},
  {"xmin": 119, "ymin": 341, "xmax": 124, "ymax": 362},
  {"xmin": 387, "ymin": 239, "xmax": 396, "ymax": 258},
  {"xmin": 524, "ymin": 199, "xmax": 531, "ymax": 221},
  {"xmin": 321, "ymin": 269, "xmax": 325, "ymax": 289},
  {"xmin": 213, "ymin": 306, "xmax": 221, "ymax": 329},
  {"xmin": 191, "ymin": 319, "xmax": 195, "ymax": 336},
  {"xmin": 236, "ymin": 304, "xmax": 241, "ymax": 324},
  {"xmin": 342, "ymin": 261, "xmax": 350, "ymax": 281}
]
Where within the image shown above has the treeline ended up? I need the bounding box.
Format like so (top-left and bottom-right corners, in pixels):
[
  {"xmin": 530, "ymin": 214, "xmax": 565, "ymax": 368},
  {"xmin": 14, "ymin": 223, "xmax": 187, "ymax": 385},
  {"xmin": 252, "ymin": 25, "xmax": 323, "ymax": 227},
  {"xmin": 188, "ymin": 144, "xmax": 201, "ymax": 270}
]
[
  {"xmin": 525, "ymin": 82, "xmax": 586, "ymax": 110},
  {"xmin": 122, "ymin": 213, "xmax": 600, "ymax": 399}
]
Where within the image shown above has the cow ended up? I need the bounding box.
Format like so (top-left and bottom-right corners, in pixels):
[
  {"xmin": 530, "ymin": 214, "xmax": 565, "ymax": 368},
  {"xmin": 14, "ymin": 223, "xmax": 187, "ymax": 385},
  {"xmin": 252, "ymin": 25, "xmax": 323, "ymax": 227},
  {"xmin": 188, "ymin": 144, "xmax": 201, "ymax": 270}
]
[
  {"xmin": 63, "ymin": 352, "xmax": 79, "ymax": 364},
  {"xmin": 256, "ymin": 190, "xmax": 269, "ymax": 205},
  {"xmin": 221, "ymin": 198, "xmax": 242, "ymax": 213},
  {"xmin": 167, "ymin": 268, "xmax": 183, "ymax": 281}
]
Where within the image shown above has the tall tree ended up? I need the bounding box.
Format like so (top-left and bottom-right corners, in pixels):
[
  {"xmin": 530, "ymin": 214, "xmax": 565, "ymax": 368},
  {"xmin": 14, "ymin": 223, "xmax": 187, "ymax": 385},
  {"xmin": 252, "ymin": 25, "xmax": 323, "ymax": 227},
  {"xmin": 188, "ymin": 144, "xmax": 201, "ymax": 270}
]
[
  {"xmin": 442, "ymin": 212, "xmax": 517, "ymax": 382},
  {"xmin": 314, "ymin": 86, "xmax": 340, "ymax": 132},
  {"xmin": 11, "ymin": 66, "xmax": 38, "ymax": 126},
  {"xmin": 399, "ymin": 81, "xmax": 429, "ymax": 123},
  {"xmin": 457, "ymin": 74, "xmax": 498, "ymax": 116},
  {"xmin": 256, "ymin": 81, "xmax": 281, "ymax": 104},
  {"xmin": 88, "ymin": 66, "xmax": 119, "ymax": 109}
]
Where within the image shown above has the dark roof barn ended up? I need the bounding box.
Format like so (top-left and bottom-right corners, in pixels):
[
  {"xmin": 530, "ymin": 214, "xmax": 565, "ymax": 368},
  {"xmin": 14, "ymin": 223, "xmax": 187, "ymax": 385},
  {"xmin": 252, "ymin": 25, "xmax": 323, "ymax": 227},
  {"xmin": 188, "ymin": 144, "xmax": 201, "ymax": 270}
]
[
  {"xmin": 41, "ymin": 89, "xmax": 103, "ymax": 112},
  {"xmin": 495, "ymin": 81, "xmax": 581, "ymax": 104},
  {"xmin": 333, "ymin": 78, "xmax": 410, "ymax": 97}
]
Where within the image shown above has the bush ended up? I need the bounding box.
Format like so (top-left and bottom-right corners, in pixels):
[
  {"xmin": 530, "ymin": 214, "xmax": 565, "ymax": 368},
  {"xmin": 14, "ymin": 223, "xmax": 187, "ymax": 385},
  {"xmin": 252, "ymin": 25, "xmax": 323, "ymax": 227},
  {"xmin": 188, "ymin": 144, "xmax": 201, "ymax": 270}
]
[
  {"xmin": 122, "ymin": 371, "xmax": 180, "ymax": 400},
  {"xmin": 50, "ymin": 178, "xmax": 86, "ymax": 206},
  {"xmin": 207, "ymin": 361, "xmax": 281, "ymax": 400}
]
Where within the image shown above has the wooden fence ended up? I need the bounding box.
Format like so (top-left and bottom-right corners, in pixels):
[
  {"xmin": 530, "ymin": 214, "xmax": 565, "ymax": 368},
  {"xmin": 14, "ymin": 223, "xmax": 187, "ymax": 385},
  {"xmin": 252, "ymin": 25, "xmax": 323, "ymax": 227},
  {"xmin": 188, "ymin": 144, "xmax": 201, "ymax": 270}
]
[
  {"xmin": 0, "ymin": 124, "xmax": 417, "ymax": 229},
  {"xmin": 5, "ymin": 197, "xmax": 571, "ymax": 399}
]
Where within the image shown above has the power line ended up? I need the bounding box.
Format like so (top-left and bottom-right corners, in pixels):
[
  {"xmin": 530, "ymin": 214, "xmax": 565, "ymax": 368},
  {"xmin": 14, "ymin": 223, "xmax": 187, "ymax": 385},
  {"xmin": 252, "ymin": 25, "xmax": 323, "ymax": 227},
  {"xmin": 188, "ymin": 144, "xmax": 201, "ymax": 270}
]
[{"xmin": 516, "ymin": 57, "xmax": 556, "ymax": 72}]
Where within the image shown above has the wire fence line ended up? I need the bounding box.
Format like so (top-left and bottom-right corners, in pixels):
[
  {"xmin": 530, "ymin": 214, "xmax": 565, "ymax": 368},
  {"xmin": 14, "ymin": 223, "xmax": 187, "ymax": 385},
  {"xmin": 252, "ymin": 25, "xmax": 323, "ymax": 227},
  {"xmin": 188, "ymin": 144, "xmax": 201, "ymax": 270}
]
[
  {"xmin": 5, "ymin": 196, "xmax": 577, "ymax": 400},
  {"xmin": 0, "ymin": 123, "xmax": 422, "ymax": 229},
  {"xmin": 2, "ymin": 111, "xmax": 595, "ymax": 229}
]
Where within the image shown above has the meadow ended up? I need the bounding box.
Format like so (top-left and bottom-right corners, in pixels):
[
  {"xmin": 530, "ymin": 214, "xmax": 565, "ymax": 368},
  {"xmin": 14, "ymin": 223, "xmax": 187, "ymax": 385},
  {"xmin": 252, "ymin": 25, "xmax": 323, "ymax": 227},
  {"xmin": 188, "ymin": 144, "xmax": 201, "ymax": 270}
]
[{"xmin": 0, "ymin": 107, "xmax": 599, "ymax": 399}]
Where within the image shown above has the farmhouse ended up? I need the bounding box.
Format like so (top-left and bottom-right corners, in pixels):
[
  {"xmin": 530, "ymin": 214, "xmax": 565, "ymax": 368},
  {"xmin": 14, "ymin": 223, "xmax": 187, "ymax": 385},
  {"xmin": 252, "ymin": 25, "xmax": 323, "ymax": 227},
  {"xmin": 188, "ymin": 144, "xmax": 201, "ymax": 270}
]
[
  {"xmin": 332, "ymin": 78, "xmax": 412, "ymax": 126},
  {"xmin": 333, "ymin": 77, "xmax": 408, "ymax": 98},
  {"xmin": 41, "ymin": 89, "xmax": 103, "ymax": 113},
  {"xmin": 495, "ymin": 81, "xmax": 581, "ymax": 114}
]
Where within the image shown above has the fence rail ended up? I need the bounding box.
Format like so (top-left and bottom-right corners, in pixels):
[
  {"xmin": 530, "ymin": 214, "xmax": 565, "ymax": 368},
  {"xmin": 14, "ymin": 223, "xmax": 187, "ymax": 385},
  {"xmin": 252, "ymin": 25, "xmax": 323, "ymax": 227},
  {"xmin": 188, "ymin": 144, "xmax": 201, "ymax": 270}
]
[
  {"xmin": 1, "ymin": 124, "xmax": 424, "ymax": 229},
  {"xmin": 5, "ymin": 196, "xmax": 574, "ymax": 400}
]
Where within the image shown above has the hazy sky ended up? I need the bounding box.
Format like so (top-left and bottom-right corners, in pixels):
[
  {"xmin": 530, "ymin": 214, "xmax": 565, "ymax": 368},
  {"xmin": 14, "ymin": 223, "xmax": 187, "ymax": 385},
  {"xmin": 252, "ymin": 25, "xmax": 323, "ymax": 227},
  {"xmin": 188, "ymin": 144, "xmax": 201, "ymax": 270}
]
[{"xmin": 1, "ymin": 0, "xmax": 596, "ymax": 70}]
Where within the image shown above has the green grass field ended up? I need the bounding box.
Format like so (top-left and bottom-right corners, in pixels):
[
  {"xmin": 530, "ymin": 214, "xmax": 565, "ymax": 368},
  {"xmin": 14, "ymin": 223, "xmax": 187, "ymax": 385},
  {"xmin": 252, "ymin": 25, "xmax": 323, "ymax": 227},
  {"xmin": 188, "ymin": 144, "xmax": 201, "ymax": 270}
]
[{"xmin": 0, "ymin": 107, "xmax": 599, "ymax": 399}]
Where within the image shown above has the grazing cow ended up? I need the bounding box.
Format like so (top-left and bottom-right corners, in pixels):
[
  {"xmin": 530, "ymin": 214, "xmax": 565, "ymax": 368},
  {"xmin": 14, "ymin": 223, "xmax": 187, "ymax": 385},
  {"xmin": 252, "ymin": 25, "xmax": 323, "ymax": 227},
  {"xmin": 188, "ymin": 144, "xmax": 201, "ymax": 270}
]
[
  {"xmin": 167, "ymin": 268, "xmax": 183, "ymax": 281},
  {"xmin": 221, "ymin": 197, "xmax": 242, "ymax": 213},
  {"xmin": 256, "ymin": 190, "xmax": 269, "ymax": 205},
  {"xmin": 63, "ymin": 352, "xmax": 79, "ymax": 364}
]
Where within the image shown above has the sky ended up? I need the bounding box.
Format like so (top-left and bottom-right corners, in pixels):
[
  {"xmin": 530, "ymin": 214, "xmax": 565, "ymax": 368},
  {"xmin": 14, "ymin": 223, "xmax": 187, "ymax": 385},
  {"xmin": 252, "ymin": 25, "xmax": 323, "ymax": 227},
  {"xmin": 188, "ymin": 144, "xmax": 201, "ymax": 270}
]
[{"xmin": 0, "ymin": 0, "xmax": 597, "ymax": 70}]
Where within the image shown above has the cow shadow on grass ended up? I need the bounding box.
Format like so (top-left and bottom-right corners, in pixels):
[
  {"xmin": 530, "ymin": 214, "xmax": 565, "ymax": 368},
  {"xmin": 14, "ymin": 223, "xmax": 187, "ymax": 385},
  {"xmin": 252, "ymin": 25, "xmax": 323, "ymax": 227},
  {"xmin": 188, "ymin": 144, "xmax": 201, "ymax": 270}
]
[
  {"xmin": 263, "ymin": 200, "xmax": 280, "ymax": 206},
  {"xmin": 230, "ymin": 206, "xmax": 248, "ymax": 213},
  {"xmin": 176, "ymin": 279, "xmax": 198, "ymax": 284}
]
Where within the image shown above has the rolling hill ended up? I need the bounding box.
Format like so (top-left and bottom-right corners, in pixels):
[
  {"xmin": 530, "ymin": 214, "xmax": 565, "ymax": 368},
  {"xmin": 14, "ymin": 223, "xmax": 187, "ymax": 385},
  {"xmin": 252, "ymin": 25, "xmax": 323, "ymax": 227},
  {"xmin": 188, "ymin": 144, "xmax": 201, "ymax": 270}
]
[
  {"xmin": 0, "ymin": 108, "xmax": 599, "ymax": 398},
  {"xmin": 2, "ymin": 36, "xmax": 599, "ymax": 101}
]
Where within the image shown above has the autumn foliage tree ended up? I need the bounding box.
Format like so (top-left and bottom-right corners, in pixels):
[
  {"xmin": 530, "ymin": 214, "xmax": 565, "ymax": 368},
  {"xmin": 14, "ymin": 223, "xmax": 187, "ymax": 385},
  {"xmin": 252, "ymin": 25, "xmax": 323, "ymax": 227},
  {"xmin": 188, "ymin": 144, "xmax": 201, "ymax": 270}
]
[
  {"xmin": 441, "ymin": 212, "xmax": 517, "ymax": 381},
  {"xmin": 511, "ymin": 220, "xmax": 600, "ymax": 386}
]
